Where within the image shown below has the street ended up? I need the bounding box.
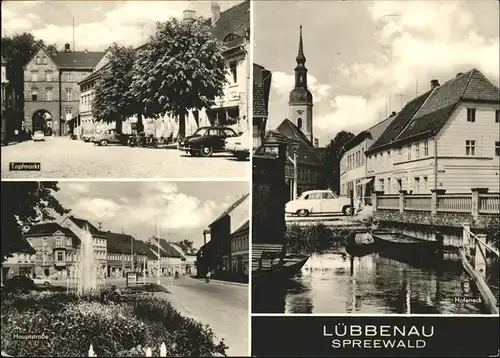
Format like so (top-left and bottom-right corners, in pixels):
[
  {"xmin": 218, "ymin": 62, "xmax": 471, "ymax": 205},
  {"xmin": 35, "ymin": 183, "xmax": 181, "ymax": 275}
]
[
  {"xmin": 153, "ymin": 276, "xmax": 249, "ymax": 357},
  {"xmin": 1, "ymin": 137, "xmax": 249, "ymax": 179}
]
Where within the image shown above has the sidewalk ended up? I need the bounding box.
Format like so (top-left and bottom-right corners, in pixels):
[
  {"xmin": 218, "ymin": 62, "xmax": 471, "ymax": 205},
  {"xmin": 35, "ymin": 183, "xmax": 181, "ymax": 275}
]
[{"xmin": 189, "ymin": 276, "xmax": 248, "ymax": 287}]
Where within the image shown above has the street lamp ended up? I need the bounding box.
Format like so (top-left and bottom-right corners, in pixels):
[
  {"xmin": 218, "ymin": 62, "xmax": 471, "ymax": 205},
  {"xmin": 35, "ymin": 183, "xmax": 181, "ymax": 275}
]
[{"xmin": 287, "ymin": 141, "xmax": 300, "ymax": 200}]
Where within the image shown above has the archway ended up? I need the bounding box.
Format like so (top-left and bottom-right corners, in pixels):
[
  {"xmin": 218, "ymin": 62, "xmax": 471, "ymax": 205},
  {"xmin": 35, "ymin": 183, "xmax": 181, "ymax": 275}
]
[{"xmin": 32, "ymin": 109, "xmax": 52, "ymax": 136}]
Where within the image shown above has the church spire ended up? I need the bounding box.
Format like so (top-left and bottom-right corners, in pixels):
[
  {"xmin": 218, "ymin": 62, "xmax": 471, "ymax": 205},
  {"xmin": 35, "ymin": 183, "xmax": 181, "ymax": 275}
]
[{"xmin": 296, "ymin": 25, "xmax": 306, "ymax": 66}]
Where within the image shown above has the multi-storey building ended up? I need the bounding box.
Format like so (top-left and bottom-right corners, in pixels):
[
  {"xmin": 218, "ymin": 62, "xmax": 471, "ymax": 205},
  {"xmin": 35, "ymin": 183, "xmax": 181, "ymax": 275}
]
[
  {"xmin": 23, "ymin": 44, "xmax": 106, "ymax": 136},
  {"xmin": 147, "ymin": 237, "xmax": 185, "ymax": 276},
  {"xmin": 341, "ymin": 69, "xmax": 500, "ymax": 196},
  {"xmin": 104, "ymin": 231, "xmax": 149, "ymax": 278},
  {"xmin": 339, "ymin": 112, "xmax": 397, "ymax": 201},
  {"xmin": 230, "ymin": 220, "xmax": 249, "ymax": 277},
  {"xmin": 23, "ymin": 222, "xmax": 80, "ymax": 278},
  {"xmin": 1, "ymin": 235, "xmax": 36, "ymax": 281}
]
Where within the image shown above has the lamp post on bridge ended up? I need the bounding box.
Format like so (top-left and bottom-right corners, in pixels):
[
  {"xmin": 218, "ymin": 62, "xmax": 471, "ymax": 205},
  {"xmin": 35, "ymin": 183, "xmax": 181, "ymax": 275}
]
[{"xmin": 287, "ymin": 141, "xmax": 300, "ymax": 200}]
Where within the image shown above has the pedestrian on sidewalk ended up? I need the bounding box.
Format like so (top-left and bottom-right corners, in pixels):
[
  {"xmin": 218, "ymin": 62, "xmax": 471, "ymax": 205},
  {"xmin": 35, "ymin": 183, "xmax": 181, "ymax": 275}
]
[{"xmin": 205, "ymin": 270, "xmax": 212, "ymax": 283}]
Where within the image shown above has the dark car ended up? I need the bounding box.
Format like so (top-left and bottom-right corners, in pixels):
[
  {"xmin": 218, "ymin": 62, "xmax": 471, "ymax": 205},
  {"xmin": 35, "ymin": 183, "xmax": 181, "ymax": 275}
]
[
  {"xmin": 178, "ymin": 126, "xmax": 240, "ymax": 157},
  {"xmin": 3, "ymin": 275, "xmax": 36, "ymax": 293},
  {"xmin": 91, "ymin": 129, "xmax": 130, "ymax": 146}
]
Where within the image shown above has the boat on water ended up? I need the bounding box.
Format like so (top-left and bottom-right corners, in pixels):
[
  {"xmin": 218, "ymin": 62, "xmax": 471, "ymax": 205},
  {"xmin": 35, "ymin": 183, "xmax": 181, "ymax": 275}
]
[
  {"xmin": 345, "ymin": 231, "xmax": 375, "ymax": 257},
  {"xmin": 252, "ymin": 252, "xmax": 309, "ymax": 283},
  {"xmin": 370, "ymin": 230, "xmax": 443, "ymax": 256}
]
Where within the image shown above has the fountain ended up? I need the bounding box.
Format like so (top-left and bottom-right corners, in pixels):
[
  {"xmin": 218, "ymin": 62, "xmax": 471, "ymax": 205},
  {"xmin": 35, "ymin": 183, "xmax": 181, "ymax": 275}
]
[{"xmin": 69, "ymin": 225, "xmax": 100, "ymax": 296}]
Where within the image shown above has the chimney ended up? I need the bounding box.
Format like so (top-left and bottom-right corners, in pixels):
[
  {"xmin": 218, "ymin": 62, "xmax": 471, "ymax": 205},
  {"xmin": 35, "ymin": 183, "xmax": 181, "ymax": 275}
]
[
  {"xmin": 64, "ymin": 43, "xmax": 71, "ymax": 52},
  {"xmin": 430, "ymin": 79, "xmax": 440, "ymax": 89},
  {"xmin": 183, "ymin": 9, "xmax": 196, "ymax": 23},
  {"xmin": 456, "ymin": 72, "xmax": 464, "ymax": 78},
  {"xmin": 210, "ymin": 2, "xmax": 221, "ymax": 25},
  {"xmin": 391, "ymin": 111, "xmax": 397, "ymax": 117}
]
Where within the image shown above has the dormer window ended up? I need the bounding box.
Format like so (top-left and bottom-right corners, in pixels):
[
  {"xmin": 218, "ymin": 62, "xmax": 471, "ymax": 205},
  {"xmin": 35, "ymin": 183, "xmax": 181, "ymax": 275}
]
[{"xmin": 36, "ymin": 56, "xmax": 41, "ymax": 64}]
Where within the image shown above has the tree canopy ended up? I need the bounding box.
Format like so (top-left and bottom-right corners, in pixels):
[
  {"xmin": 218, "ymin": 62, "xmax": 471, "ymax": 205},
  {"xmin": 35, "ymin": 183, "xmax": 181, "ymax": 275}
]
[
  {"xmin": 131, "ymin": 18, "xmax": 228, "ymax": 139},
  {"xmin": 322, "ymin": 131, "xmax": 355, "ymax": 193},
  {"xmin": 92, "ymin": 43, "xmax": 138, "ymax": 133},
  {"xmin": 175, "ymin": 239, "xmax": 196, "ymax": 254},
  {"xmin": 1, "ymin": 182, "xmax": 69, "ymax": 263}
]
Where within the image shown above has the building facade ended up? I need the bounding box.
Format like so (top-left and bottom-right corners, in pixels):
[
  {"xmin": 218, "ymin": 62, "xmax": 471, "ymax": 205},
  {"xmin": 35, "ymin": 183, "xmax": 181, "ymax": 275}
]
[
  {"xmin": 230, "ymin": 220, "xmax": 249, "ymax": 277},
  {"xmin": 1, "ymin": 236, "xmax": 36, "ymax": 281},
  {"xmin": 253, "ymin": 63, "xmax": 272, "ymax": 150},
  {"xmin": 1, "ymin": 56, "xmax": 8, "ymax": 143},
  {"xmin": 339, "ymin": 113, "xmax": 397, "ymax": 201},
  {"xmin": 357, "ymin": 69, "xmax": 500, "ymax": 195},
  {"xmin": 23, "ymin": 44, "xmax": 105, "ymax": 136}
]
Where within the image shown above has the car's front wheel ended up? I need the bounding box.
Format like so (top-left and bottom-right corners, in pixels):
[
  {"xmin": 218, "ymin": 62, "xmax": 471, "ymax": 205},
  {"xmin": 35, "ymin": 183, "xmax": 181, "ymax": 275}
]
[
  {"xmin": 200, "ymin": 145, "xmax": 213, "ymax": 157},
  {"xmin": 342, "ymin": 205, "xmax": 353, "ymax": 216},
  {"xmin": 99, "ymin": 140, "xmax": 108, "ymax": 146},
  {"xmin": 44, "ymin": 282, "xmax": 50, "ymax": 286},
  {"xmin": 297, "ymin": 209, "xmax": 310, "ymax": 217}
]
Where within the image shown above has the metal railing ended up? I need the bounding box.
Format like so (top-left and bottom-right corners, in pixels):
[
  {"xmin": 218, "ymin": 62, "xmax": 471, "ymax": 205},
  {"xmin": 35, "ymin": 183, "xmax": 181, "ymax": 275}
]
[
  {"xmin": 479, "ymin": 194, "xmax": 500, "ymax": 214},
  {"xmin": 377, "ymin": 195, "xmax": 399, "ymax": 209},
  {"xmin": 436, "ymin": 194, "xmax": 472, "ymax": 213},
  {"xmin": 404, "ymin": 194, "xmax": 432, "ymax": 211}
]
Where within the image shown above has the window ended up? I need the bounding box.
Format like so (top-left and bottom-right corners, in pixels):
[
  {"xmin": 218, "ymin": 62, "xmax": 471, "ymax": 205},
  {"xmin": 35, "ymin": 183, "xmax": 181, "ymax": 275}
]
[
  {"xmin": 206, "ymin": 128, "xmax": 219, "ymax": 136},
  {"xmin": 36, "ymin": 56, "xmax": 41, "ymax": 64},
  {"xmin": 42, "ymin": 238, "xmax": 47, "ymax": 245},
  {"xmin": 397, "ymin": 179, "xmax": 402, "ymax": 191},
  {"xmin": 322, "ymin": 192, "xmax": 335, "ymax": 199},
  {"xmin": 57, "ymin": 252, "xmax": 63, "ymax": 262},
  {"xmin": 56, "ymin": 237, "xmax": 63, "ymax": 247},
  {"xmin": 496, "ymin": 110, "xmax": 499, "ymax": 123},
  {"xmin": 423, "ymin": 177, "xmax": 428, "ymax": 192},
  {"xmin": 467, "ymin": 108, "xmax": 476, "ymax": 122},
  {"xmin": 31, "ymin": 88, "xmax": 38, "ymax": 101},
  {"xmin": 31, "ymin": 71, "xmax": 38, "ymax": 82},
  {"xmin": 495, "ymin": 141, "xmax": 500, "ymax": 156},
  {"xmin": 415, "ymin": 143, "xmax": 420, "ymax": 158},
  {"xmin": 465, "ymin": 140, "xmax": 476, "ymax": 156},
  {"xmin": 223, "ymin": 128, "xmax": 237, "ymax": 137},
  {"xmin": 414, "ymin": 177, "xmax": 420, "ymax": 194},
  {"xmin": 46, "ymin": 89, "xmax": 53, "ymax": 101},
  {"xmin": 229, "ymin": 61, "xmax": 237, "ymax": 83},
  {"xmin": 42, "ymin": 56, "xmax": 47, "ymax": 65},
  {"xmin": 424, "ymin": 141, "xmax": 429, "ymax": 156},
  {"xmin": 379, "ymin": 178, "xmax": 385, "ymax": 192},
  {"xmin": 66, "ymin": 73, "xmax": 71, "ymax": 82},
  {"xmin": 297, "ymin": 117, "xmax": 303, "ymax": 128},
  {"xmin": 407, "ymin": 145, "xmax": 412, "ymax": 160},
  {"xmin": 46, "ymin": 71, "xmax": 52, "ymax": 81},
  {"xmin": 66, "ymin": 88, "xmax": 72, "ymax": 101},
  {"xmin": 66, "ymin": 108, "xmax": 72, "ymax": 119},
  {"xmin": 387, "ymin": 178, "xmax": 391, "ymax": 194}
]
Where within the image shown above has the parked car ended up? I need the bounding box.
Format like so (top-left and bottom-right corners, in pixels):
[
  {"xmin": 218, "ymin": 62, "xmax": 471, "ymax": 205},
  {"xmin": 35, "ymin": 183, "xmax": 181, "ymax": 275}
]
[
  {"xmin": 33, "ymin": 277, "xmax": 52, "ymax": 286},
  {"xmin": 225, "ymin": 131, "xmax": 250, "ymax": 160},
  {"xmin": 91, "ymin": 129, "xmax": 130, "ymax": 146},
  {"xmin": 3, "ymin": 275, "xmax": 36, "ymax": 293},
  {"xmin": 285, "ymin": 190, "xmax": 361, "ymax": 217},
  {"xmin": 81, "ymin": 134, "xmax": 94, "ymax": 142},
  {"xmin": 178, "ymin": 126, "xmax": 239, "ymax": 157},
  {"xmin": 32, "ymin": 130, "xmax": 45, "ymax": 142}
]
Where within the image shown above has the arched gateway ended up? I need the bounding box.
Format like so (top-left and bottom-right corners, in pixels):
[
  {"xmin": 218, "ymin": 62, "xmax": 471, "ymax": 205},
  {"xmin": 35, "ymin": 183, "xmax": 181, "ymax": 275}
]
[{"xmin": 32, "ymin": 109, "xmax": 53, "ymax": 136}]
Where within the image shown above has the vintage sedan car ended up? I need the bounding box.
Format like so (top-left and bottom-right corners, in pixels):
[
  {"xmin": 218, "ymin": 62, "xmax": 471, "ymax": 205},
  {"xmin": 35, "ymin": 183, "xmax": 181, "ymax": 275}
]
[
  {"xmin": 285, "ymin": 190, "xmax": 361, "ymax": 217},
  {"xmin": 91, "ymin": 129, "xmax": 130, "ymax": 146},
  {"xmin": 32, "ymin": 130, "xmax": 45, "ymax": 142},
  {"xmin": 33, "ymin": 276, "xmax": 52, "ymax": 286},
  {"xmin": 225, "ymin": 131, "xmax": 250, "ymax": 160},
  {"xmin": 178, "ymin": 126, "xmax": 240, "ymax": 157}
]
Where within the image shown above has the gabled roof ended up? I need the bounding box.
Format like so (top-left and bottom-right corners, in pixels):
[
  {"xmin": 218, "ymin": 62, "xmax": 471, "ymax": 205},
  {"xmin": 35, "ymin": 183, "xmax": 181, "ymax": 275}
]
[
  {"xmin": 276, "ymin": 118, "xmax": 324, "ymax": 166},
  {"xmin": 209, "ymin": 0, "xmax": 250, "ymax": 45},
  {"xmin": 253, "ymin": 83, "xmax": 267, "ymax": 118},
  {"xmin": 232, "ymin": 220, "xmax": 249, "ymax": 236},
  {"xmin": 24, "ymin": 222, "xmax": 80, "ymax": 244},
  {"xmin": 343, "ymin": 113, "xmax": 397, "ymax": 154},
  {"xmin": 396, "ymin": 69, "xmax": 500, "ymax": 141},
  {"xmin": 52, "ymin": 51, "xmax": 106, "ymax": 69},
  {"xmin": 366, "ymin": 90, "xmax": 432, "ymax": 153},
  {"xmin": 210, "ymin": 193, "xmax": 250, "ymax": 226},
  {"xmin": 67, "ymin": 216, "xmax": 107, "ymax": 238},
  {"xmin": 149, "ymin": 237, "xmax": 183, "ymax": 258}
]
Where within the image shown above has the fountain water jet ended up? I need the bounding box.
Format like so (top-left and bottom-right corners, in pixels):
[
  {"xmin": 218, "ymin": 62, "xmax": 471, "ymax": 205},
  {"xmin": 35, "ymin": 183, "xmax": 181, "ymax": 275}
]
[{"xmin": 70, "ymin": 225, "xmax": 100, "ymax": 296}]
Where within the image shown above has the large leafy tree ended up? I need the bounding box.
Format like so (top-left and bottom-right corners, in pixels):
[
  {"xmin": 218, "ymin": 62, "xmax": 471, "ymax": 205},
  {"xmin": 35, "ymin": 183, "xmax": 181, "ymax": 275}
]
[
  {"xmin": 322, "ymin": 130, "xmax": 355, "ymax": 193},
  {"xmin": 175, "ymin": 239, "xmax": 196, "ymax": 254},
  {"xmin": 1, "ymin": 182, "xmax": 69, "ymax": 263},
  {"xmin": 92, "ymin": 43, "xmax": 139, "ymax": 133},
  {"xmin": 131, "ymin": 18, "xmax": 228, "ymax": 139}
]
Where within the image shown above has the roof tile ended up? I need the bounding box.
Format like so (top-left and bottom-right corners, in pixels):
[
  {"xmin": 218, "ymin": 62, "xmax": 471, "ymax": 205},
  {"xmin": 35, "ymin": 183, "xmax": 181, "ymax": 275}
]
[{"xmin": 52, "ymin": 51, "xmax": 105, "ymax": 69}]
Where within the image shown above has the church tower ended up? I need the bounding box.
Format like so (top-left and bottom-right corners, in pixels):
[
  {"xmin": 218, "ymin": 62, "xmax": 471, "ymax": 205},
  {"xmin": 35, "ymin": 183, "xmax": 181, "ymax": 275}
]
[{"xmin": 289, "ymin": 25, "xmax": 313, "ymax": 143}]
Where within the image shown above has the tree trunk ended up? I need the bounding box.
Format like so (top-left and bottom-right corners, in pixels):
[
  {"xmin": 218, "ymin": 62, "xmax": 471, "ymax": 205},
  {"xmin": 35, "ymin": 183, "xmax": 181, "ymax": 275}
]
[
  {"xmin": 178, "ymin": 107, "xmax": 186, "ymax": 140},
  {"xmin": 115, "ymin": 118, "xmax": 123, "ymax": 134},
  {"xmin": 136, "ymin": 113, "xmax": 144, "ymax": 133}
]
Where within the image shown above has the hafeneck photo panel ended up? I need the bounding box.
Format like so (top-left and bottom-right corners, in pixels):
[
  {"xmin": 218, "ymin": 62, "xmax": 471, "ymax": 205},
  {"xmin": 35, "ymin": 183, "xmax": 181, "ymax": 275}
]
[
  {"xmin": 1, "ymin": 180, "xmax": 250, "ymax": 357},
  {"xmin": 251, "ymin": 0, "xmax": 499, "ymax": 357},
  {"xmin": 1, "ymin": 0, "xmax": 251, "ymax": 179}
]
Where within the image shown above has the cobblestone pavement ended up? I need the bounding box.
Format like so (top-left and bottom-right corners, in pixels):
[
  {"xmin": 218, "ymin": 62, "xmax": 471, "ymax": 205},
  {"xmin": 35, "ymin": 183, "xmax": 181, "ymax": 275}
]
[
  {"xmin": 153, "ymin": 276, "xmax": 249, "ymax": 357},
  {"xmin": 1, "ymin": 137, "xmax": 250, "ymax": 179}
]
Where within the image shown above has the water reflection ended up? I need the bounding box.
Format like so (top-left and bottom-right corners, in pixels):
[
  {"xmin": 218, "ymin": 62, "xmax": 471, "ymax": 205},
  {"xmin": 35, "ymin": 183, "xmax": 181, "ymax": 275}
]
[{"xmin": 253, "ymin": 252, "xmax": 488, "ymax": 314}]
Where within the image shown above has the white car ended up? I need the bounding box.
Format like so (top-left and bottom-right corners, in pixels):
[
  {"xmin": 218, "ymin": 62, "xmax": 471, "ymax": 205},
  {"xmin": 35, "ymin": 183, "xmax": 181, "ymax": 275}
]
[
  {"xmin": 32, "ymin": 277, "xmax": 52, "ymax": 286},
  {"xmin": 32, "ymin": 131, "xmax": 45, "ymax": 141},
  {"xmin": 285, "ymin": 190, "xmax": 361, "ymax": 217},
  {"xmin": 225, "ymin": 132, "xmax": 250, "ymax": 160}
]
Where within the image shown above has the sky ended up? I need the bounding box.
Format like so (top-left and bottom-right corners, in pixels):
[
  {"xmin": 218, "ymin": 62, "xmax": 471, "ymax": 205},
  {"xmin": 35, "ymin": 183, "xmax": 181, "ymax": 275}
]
[
  {"xmin": 50, "ymin": 181, "xmax": 249, "ymax": 250},
  {"xmin": 254, "ymin": 0, "xmax": 500, "ymax": 146},
  {"xmin": 1, "ymin": 0, "xmax": 243, "ymax": 50}
]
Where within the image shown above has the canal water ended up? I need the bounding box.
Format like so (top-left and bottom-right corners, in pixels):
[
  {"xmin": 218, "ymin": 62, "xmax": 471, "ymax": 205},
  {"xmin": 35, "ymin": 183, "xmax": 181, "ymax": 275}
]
[{"xmin": 252, "ymin": 252, "xmax": 489, "ymax": 314}]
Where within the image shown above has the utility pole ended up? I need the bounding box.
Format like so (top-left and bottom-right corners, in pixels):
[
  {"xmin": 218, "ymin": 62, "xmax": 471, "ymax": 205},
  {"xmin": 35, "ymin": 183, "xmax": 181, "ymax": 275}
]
[{"xmin": 396, "ymin": 94, "xmax": 405, "ymax": 110}]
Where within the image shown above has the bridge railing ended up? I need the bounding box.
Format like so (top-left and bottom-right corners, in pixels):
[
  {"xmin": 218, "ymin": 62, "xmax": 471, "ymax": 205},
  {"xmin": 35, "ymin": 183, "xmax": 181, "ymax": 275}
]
[
  {"xmin": 460, "ymin": 223, "xmax": 499, "ymax": 314},
  {"xmin": 373, "ymin": 188, "xmax": 499, "ymax": 219}
]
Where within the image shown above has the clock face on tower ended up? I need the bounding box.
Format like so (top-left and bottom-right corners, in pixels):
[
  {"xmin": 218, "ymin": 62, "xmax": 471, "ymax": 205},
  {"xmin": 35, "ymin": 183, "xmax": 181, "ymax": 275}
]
[{"xmin": 297, "ymin": 109, "xmax": 304, "ymax": 115}]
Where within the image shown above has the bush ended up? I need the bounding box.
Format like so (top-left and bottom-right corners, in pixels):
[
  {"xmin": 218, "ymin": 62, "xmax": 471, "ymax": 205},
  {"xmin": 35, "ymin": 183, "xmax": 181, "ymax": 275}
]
[
  {"xmin": 1, "ymin": 291, "xmax": 228, "ymax": 357},
  {"xmin": 285, "ymin": 224, "xmax": 356, "ymax": 255}
]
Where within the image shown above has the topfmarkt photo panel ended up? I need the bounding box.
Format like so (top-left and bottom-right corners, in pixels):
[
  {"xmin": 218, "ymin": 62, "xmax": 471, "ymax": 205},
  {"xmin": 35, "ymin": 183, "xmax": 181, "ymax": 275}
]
[
  {"xmin": 252, "ymin": 0, "xmax": 500, "ymax": 315},
  {"xmin": 1, "ymin": 0, "xmax": 251, "ymax": 179}
]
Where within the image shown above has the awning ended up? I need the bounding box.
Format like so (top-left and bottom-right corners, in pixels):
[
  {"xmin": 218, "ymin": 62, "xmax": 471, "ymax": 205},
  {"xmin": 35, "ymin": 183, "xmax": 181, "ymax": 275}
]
[{"xmin": 357, "ymin": 177, "xmax": 374, "ymax": 186}]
